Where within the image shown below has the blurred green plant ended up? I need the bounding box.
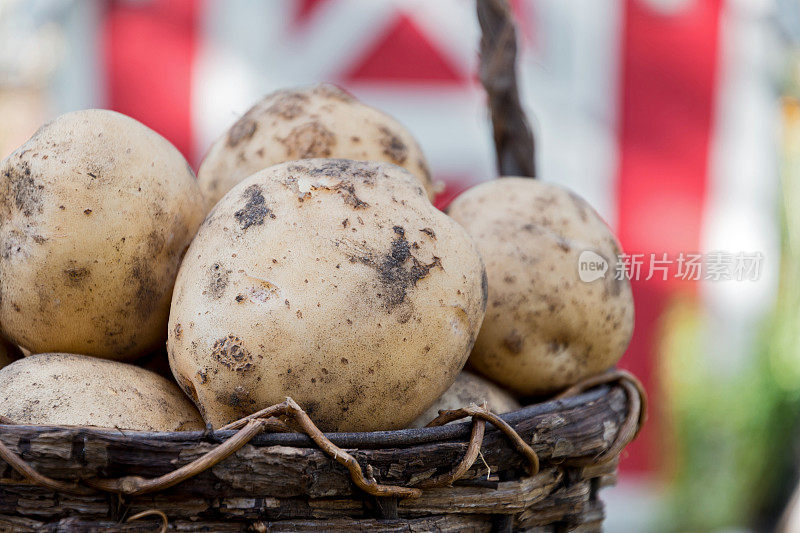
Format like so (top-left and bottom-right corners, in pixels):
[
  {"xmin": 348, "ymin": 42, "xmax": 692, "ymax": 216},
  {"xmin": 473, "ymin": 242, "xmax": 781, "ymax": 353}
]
[{"xmin": 660, "ymin": 98, "xmax": 800, "ymax": 532}]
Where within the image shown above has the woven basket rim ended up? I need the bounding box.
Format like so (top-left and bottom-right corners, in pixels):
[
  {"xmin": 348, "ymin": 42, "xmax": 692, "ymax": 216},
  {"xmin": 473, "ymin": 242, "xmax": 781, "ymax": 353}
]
[{"xmin": 0, "ymin": 386, "xmax": 608, "ymax": 450}]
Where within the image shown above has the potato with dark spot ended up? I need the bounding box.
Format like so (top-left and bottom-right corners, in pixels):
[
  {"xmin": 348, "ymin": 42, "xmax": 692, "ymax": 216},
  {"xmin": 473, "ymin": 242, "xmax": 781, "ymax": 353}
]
[
  {"xmin": 409, "ymin": 370, "xmax": 520, "ymax": 428},
  {"xmin": 169, "ymin": 159, "xmax": 485, "ymax": 431},
  {"xmin": 0, "ymin": 353, "xmax": 204, "ymax": 431},
  {"xmin": 447, "ymin": 178, "xmax": 634, "ymax": 396},
  {"xmin": 0, "ymin": 110, "xmax": 205, "ymax": 360},
  {"xmin": 197, "ymin": 84, "xmax": 437, "ymax": 208}
]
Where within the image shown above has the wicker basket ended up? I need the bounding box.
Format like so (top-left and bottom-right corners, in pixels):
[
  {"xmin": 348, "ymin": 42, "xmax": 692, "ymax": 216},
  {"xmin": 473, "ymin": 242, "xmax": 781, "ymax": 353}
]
[
  {"xmin": 0, "ymin": 2, "xmax": 646, "ymax": 531},
  {"xmin": 0, "ymin": 371, "xmax": 644, "ymax": 532}
]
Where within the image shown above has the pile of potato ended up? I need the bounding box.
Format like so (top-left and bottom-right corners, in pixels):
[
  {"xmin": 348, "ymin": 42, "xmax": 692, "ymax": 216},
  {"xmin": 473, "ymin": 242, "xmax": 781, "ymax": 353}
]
[{"xmin": 0, "ymin": 85, "xmax": 633, "ymax": 433}]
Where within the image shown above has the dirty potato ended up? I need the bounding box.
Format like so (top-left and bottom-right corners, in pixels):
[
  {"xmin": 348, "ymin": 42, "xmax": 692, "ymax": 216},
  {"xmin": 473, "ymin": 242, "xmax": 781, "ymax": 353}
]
[
  {"xmin": 0, "ymin": 353, "xmax": 204, "ymax": 431},
  {"xmin": 409, "ymin": 370, "xmax": 520, "ymax": 428},
  {"xmin": 169, "ymin": 159, "xmax": 486, "ymax": 431},
  {"xmin": 447, "ymin": 178, "xmax": 634, "ymax": 396},
  {"xmin": 197, "ymin": 84, "xmax": 435, "ymax": 208},
  {"xmin": 0, "ymin": 109, "xmax": 205, "ymax": 360}
]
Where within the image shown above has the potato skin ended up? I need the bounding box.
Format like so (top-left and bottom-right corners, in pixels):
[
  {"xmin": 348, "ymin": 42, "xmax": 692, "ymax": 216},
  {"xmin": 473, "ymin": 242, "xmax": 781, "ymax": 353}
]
[
  {"xmin": 169, "ymin": 159, "xmax": 485, "ymax": 431},
  {"xmin": 409, "ymin": 370, "xmax": 519, "ymax": 428},
  {"xmin": 198, "ymin": 84, "xmax": 435, "ymax": 208},
  {"xmin": 0, "ymin": 353, "xmax": 204, "ymax": 431},
  {"xmin": 447, "ymin": 178, "xmax": 634, "ymax": 396},
  {"xmin": 0, "ymin": 110, "xmax": 205, "ymax": 360}
]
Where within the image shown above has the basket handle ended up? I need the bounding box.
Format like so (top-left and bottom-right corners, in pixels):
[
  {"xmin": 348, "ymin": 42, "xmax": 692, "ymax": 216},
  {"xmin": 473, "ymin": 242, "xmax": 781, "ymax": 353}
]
[{"xmin": 478, "ymin": 0, "xmax": 536, "ymax": 178}]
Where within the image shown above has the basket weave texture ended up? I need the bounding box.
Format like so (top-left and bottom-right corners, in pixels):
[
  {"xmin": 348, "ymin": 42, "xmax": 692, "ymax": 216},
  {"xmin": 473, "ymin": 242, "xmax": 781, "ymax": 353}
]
[{"xmin": 0, "ymin": 379, "xmax": 641, "ymax": 532}]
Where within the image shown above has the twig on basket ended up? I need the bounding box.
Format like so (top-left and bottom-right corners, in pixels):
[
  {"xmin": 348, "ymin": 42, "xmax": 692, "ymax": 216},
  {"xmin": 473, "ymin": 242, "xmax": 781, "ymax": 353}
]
[
  {"xmin": 478, "ymin": 0, "xmax": 536, "ymax": 178},
  {"xmin": 280, "ymin": 398, "xmax": 421, "ymax": 499},
  {"xmin": 86, "ymin": 417, "xmax": 267, "ymax": 495},
  {"xmin": 553, "ymin": 369, "xmax": 647, "ymax": 437},
  {"xmin": 426, "ymin": 402, "xmax": 539, "ymax": 476},
  {"xmin": 85, "ymin": 398, "xmax": 421, "ymax": 499},
  {"xmin": 218, "ymin": 405, "xmax": 292, "ymax": 432},
  {"xmin": 478, "ymin": 450, "xmax": 492, "ymax": 480},
  {"xmin": 0, "ymin": 436, "xmax": 95, "ymax": 495},
  {"xmin": 553, "ymin": 369, "xmax": 647, "ymax": 465},
  {"xmin": 416, "ymin": 404, "xmax": 487, "ymax": 488},
  {"xmin": 126, "ymin": 509, "xmax": 168, "ymax": 533}
]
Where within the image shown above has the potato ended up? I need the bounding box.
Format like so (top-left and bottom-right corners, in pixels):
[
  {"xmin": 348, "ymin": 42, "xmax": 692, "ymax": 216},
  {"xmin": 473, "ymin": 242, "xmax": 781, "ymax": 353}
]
[
  {"xmin": 0, "ymin": 353, "xmax": 204, "ymax": 431},
  {"xmin": 409, "ymin": 370, "xmax": 520, "ymax": 428},
  {"xmin": 168, "ymin": 158, "xmax": 486, "ymax": 431},
  {"xmin": 197, "ymin": 84, "xmax": 435, "ymax": 208},
  {"xmin": 0, "ymin": 109, "xmax": 205, "ymax": 360},
  {"xmin": 447, "ymin": 178, "xmax": 634, "ymax": 396}
]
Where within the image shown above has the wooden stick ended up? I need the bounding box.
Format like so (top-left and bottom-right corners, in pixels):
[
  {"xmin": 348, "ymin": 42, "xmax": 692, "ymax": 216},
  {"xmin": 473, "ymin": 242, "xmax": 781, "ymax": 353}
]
[{"xmin": 478, "ymin": 0, "xmax": 536, "ymax": 177}]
